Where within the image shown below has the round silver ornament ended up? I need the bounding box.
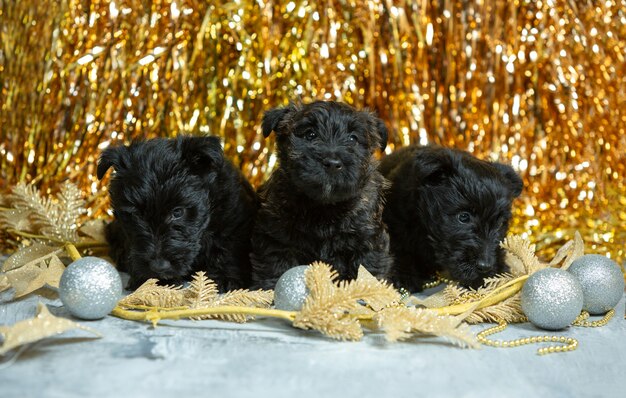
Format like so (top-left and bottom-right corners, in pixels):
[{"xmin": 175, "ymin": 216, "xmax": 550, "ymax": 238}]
[
  {"xmin": 59, "ymin": 256, "xmax": 123, "ymax": 320},
  {"xmin": 521, "ymin": 268, "xmax": 584, "ymax": 330},
  {"xmin": 567, "ymin": 254, "xmax": 624, "ymax": 315},
  {"xmin": 274, "ymin": 265, "xmax": 310, "ymax": 311}
]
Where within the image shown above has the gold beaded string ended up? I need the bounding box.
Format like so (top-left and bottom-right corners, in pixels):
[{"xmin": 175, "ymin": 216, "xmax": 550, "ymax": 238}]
[
  {"xmin": 572, "ymin": 309, "xmax": 615, "ymax": 327},
  {"xmin": 476, "ymin": 320, "xmax": 579, "ymax": 355},
  {"xmin": 419, "ymin": 275, "xmax": 487, "ymax": 305},
  {"xmin": 398, "ymin": 288, "xmax": 411, "ymax": 304},
  {"xmin": 420, "ymin": 274, "xmax": 453, "ymax": 291},
  {"xmin": 421, "ymin": 279, "xmax": 443, "ymax": 290},
  {"xmin": 477, "ymin": 309, "xmax": 616, "ymax": 355}
]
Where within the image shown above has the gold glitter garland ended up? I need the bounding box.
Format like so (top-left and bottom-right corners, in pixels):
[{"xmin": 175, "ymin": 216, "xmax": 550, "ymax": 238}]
[{"xmin": 1, "ymin": 0, "xmax": 625, "ymax": 264}]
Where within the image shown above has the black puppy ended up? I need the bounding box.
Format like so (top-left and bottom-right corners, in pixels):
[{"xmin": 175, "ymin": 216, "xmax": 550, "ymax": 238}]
[
  {"xmin": 250, "ymin": 101, "xmax": 393, "ymax": 288},
  {"xmin": 98, "ymin": 136, "xmax": 258, "ymax": 291},
  {"xmin": 380, "ymin": 145, "xmax": 523, "ymax": 292}
]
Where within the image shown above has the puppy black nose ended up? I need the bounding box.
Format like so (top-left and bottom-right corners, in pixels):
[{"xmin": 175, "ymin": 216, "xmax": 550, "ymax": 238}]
[
  {"xmin": 477, "ymin": 260, "xmax": 492, "ymax": 273},
  {"xmin": 150, "ymin": 259, "xmax": 172, "ymax": 273},
  {"xmin": 322, "ymin": 158, "xmax": 343, "ymax": 170}
]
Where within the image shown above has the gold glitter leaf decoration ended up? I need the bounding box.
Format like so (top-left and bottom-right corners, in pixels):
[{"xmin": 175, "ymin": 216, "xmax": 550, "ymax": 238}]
[
  {"xmin": 195, "ymin": 289, "xmax": 275, "ymax": 323},
  {"xmin": 408, "ymin": 291, "xmax": 450, "ymax": 309},
  {"xmin": 0, "ymin": 209, "xmax": 31, "ymax": 232},
  {"xmin": 1, "ymin": 243, "xmax": 61, "ymax": 272},
  {"xmin": 184, "ymin": 271, "xmax": 219, "ymax": 311},
  {"xmin": 442, "ymin": 284, "xmax": 471, "ymax": 305},
  {"xmin": 374, "ymin": 306, "xmax": 479, "ymax": 348},
  {"xmin": 0, "ymin": 303, "xmax": 100, "ymax": 356},
  {"xmin": 183, "ymin": 271, "xmax": 273, "ymax": 323},
  {"xmin": 77, "ymin": 219, "xmax": 108, "ymax": 244},
  {"xmin": 502, "ymin": 235, "xmax": 545, "ymax": 276},
  {"xmin": 119, "ymin": 272, "xmax": 274, "ymax": 323},
  {"xmin": 4, "ymin": 182, "xmax": 84, "ymax": 243},
  {"xmin": 0, "ymin": 274, "xmax": 10, "ymax": 293},
  {"xmin": 480, "ymin": 274, "xmax": 516, "ymax": 292},
  {"xmin": 424, "ymin": 233, "xmax": 587, "ymax": 324},
  {"xmin": 119, "ymin": 279, "xmax": 185, "ymax": 308},
  {"xmin": 3, "ymin": 254, "xmax": 66, "ymax": 298},
  {"xmin": 552, "ymin": 231, "xmax": 585, "ymax": 271},
  {"xmin": 463, "ymin": 295, "xmax": 526, "ymax": 325},
  {"xmin": 354, "ymin": 265, "xmax": 403, "ymax": 311},
  {"xmin": 293, "ymin": 262, "xmax": 400, "ymax": 341}
]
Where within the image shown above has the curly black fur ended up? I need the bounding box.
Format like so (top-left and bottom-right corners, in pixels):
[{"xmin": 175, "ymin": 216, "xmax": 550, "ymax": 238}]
[
  {"xmin": 98, "ymin": 136, "xmax": 258, "ymax": 291},
  {"xmin": 379, "ymin": 145, "xmax": 523, "ymax": 292},
  {"xmin": 250, "ymin": 101, "xmax": 392, "ymax": 288}
]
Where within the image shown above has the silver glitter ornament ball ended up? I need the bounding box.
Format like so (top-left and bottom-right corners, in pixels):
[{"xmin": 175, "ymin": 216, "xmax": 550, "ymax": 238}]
[
  {"xmin": 59, "ymin": 257, "xmax": 123, "ymax": 320},
  {"xmin": 567, "ymin": 254, "xmax": 624, "ymax": 315},
  {"xmin": 521, "ymin": 268, "xmax": 584, "ymax": 330},
  {"xmin": 274, "ymin": 265, "xmax": 310, "ymax": 311}
]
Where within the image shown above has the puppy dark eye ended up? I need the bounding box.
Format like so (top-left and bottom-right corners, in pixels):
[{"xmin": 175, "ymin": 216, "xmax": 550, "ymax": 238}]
[
  {"xmin": 457, "ymin": 211, "xmax": 471, "ymax": 224},
  {"xmin": 171, "ymin": 207, "xmax": 185, "ymax": 220},
  {"xmin": 305, "ymin": 131, "xmax": 318, "ymax": 141},
  {"xmin": 348, "ymin": 134, "xmax": 358, "ymax": 144}
]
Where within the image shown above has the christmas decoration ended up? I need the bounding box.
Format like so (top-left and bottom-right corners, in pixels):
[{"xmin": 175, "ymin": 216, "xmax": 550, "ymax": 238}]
[
  {"xmin": 118, "ymin": 271, "xmax": 274, "ymax": 323},
  {"xmin": 520, "ymin": 268, "xmax": 584, "ymax": 330},
  {"xmin": 112, "ymin": 263, "xmax": 478, "ymax": 347},
  {"xmin": 0, "ymin": 182, "xmax": 87, "ymax": 252},
  {"xmin": 273, "ymin": 265, "xmax": 309, "ymax": 311},
  {"xmin": 0, "ymin": 181, "xmax": 619, "ymax": 355},
  {"xmin": 416, "ymin": 232, "xmax": 585, "ymax": 324},
  {"xmin": 59, "ymin": 257, "xmax": 123, "ymax": 320},
  {"xmin": 0, "ymin": 303, "xmax": 100, "ymax": 356},
  {"xmin": 0, "ymin": 182, "xmax": 108, "ymax": 298},
  {"xmin": 3, "ymin": 252, "xmax": 65, "ymax": 298},
  {"xmin": 0, "ymin": 1, "xmax": 624, "ymax": 266},
  {"xmin": 477, "ymin": 320, "xmax": 579, "ymax": 356},
  {"xmin": 567, "ymin": 254, "xmax": 624, "ymax": 315}
]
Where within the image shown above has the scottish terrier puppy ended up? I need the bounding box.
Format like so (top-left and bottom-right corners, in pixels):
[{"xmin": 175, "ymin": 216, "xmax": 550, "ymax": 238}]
[
  {"xmin": 98, "ymin": 136, "xmax": 258, "ymax": 291},
  {"xmin": 250, "ymin": 101, "xmax": 393, "ymax": 288},
  {"xmin": 380, "ymin": 145, "xmax": 523, "ymax": 292}
]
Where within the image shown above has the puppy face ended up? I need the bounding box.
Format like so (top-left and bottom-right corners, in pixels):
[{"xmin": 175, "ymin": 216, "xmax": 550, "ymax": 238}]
[
  {"xmin": 97, "ymin": 136, "xmax": 223, "ymax": 288},
  {"xmin": 262, "ymin": 101, "xmax": 387, "ymax": 203},
  {"xmin": 415, "ymin": 149, "xmax": 523, "ymax": 287}
]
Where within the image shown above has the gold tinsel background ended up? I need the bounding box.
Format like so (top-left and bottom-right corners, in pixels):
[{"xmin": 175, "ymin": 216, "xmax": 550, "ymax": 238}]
[{"xmin": 1, "ymin": 0, "xmax": 625, "ymax": 264}]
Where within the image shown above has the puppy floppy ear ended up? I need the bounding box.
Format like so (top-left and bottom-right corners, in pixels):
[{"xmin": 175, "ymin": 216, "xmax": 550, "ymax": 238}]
[
  {"xmin": 412, "ymin": 147, "xmax": 454, "ymax": 186},
  {"xmin": 375, "ymin": 118, "xmax": 388, "ymax": 151},
  {"xmin": 494, "ymin": 163, "xmax": 523, "ymax": 198},
  {"xmin": 97, "ymin": 145, "xmax": 127, "ymax": 179},
  {"xmin": 179, "ymin": 136, "xmax": 224, "ymax": 172},
  {"xmin": 262, "ymin": 105, "xmax": 294, "ymax": 137}
]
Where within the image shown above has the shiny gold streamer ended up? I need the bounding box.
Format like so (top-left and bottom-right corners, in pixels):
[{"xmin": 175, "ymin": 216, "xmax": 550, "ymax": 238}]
[{"xmin": 1, "ymin": 1, "xmax": 625, "ymax": 264}]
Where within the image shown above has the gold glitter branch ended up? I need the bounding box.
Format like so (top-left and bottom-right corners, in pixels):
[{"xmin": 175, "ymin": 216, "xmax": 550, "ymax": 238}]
[
  {"xmin": 117, "ymin": 271, "xmax": 275, "ymax": 323},
  {"xmin": 0, "ymin": 182, "xmax": 108, "ymax": 298},
  {"xmin": 414, "ymin": 232, "xmax": 586, "ymax": 324},
  {"xmin": 113, "ymin": 262, "xmax": 478, "ymax": 346}
]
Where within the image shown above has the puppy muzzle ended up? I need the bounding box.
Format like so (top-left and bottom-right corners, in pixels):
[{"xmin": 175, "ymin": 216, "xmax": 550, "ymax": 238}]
[{"xmin": 150, "ymin": 258, "xmax": 173, "ymax": 274}]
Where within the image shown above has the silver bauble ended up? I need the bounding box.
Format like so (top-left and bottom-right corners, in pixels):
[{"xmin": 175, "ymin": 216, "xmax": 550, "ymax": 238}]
[
  {"xmin": 274, "ymin": 265, "xmax": 310, "ymax": 311},
  {"xmin": 59, "ymin": 257, "xmax": 123, "ymax": 320},
  {"xmin": 567, "ymin": 254, "xmax": 624, "ymax": 315},
  {"xmin": 521, "ymin": 268, "xmax": 584, "ymax": 330}
]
